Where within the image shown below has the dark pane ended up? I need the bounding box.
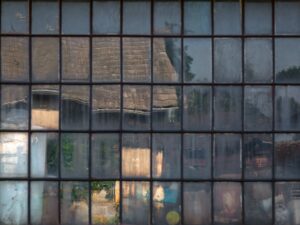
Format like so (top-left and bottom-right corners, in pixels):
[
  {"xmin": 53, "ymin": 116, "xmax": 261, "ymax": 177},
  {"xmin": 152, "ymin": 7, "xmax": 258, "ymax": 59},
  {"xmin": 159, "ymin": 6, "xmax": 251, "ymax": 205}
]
[
  {"xmin": 184, "ymin": 182, "xmax": 211, "ymax": 225},
  {"xmin": 122, "ymin": 133, "xmax": 150, "ymax": 178},
  {"xmin": 183, "ymin": 134, "xmax": 211, "ymax": 179},
  {"xmin": 153, "ymin": 182, "xmax": 181, "ymax": 225},
  {"xmin": 214, "ymin": 134, "xmax": 242, "ymax": 179},
  {"xmin": 153, "ymin": 134, "xmax": 181, "ymax": 179},
  {"xmin": 31, "ymin": 133, "xmax": 59, "ymax": 178},
  {"xmin": 31, "ymin": 181, "xmax": 59, "ymax": 225},
  {"xmin": 122, "ymin": 181, "xmax": 150, "ymax": 225}
]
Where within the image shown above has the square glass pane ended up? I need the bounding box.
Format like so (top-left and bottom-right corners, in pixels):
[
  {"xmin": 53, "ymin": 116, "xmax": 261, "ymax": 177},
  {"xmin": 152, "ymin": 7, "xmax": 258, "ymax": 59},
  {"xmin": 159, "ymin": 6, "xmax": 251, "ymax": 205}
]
[
  {"xmin": 93, "ymin": 0, "xmax": 120, "ymax": 34},
  {"xmin": 123, "ymin": 85, "xmax": 150, "ymax": 130},
  {"xmin": 153, "ymin": 182, "xmax": 181, "ymax": 225},
  {"xmin": 31, "ymin": 181, "xmax": 59, "ymax": 225},
  {"xmin": 244, "ymin": 86, "xmax": 272, "ymax": 131},
  {"xmin": 245, "ymin": 38, "xmax": 273, "ymax": 83},
  {"xmin": 152, "ymin": 134, "xmax": 181, "ymax": 179},
  {"xmin": 154, "ymin": 0, "xmax": 181, "ymax": 35},
  {"xmin": 184, "ymin": 0, "xmax": 211, "ymax": 35},
  {"xmin": 275, "ymin": 86, "xmax": 300, "ymax": 131},
  {"xmin": 31, "ymin": 132, "xmax": 59, "ymax": 178},
  {"xmin": 32, "ymin": 0, "xmax": 59, "ymax": 34},
  {"xmin": 61, "ymin": 85, "xmax": 90, "ymax": 130},
  {"xmin": 0, "ymin": 133, "xmax": 28, "ymax": 178},
  {"xmin": 214, "ymin": 38, "xmax": 242, "ymax": 83},
  {"xmin": 275, "ymin": 133, "xmax": 300, "ymax": 179},
  {"xmin": 122, "ymin": 133, "xmax": 150, "ymax": 178},
  {"xmin": 244, "ymin": 182, "xmax": 272, "ymax": 225},
  {"xmin": 214, "ymin": 0, "xmax": 241, "ymax": 35},
  {"xmin": 32, "ymin": 85, "xmax": 59, "ymax": 130},
  {"xmin": 1, "ymin": 85, "xmax": 29, "ymax": 130},
  {"xmin": 183, "ymin": 38, "xmax": 212, "ymax": 83},
  {"xmin": 245, "ymin": 0, "xmax": 272, "ymax": 35},
  {"xmin": 62, "ymin": 38, "xmax": 90, "ymax": 82},
  {"xmin": 183, "ymin": 86, "xmax": 212, "ymax": 131},
  {"xmin": 92, "ymin": 85, "xmax": 120, "ymax": 130},
  {"xmin": 244, "ymin": 134, "xmax": 272, "ymax": 179},
  {"xmin": 183, "ymin": 134, "xmax": 211, "ymax": 179},
  {"xmin": 92, "ymin": 133, "xmax": 119, "ymax": 179},
  {"xmin": 61, "ymin": 182, "xmax": 89, "ymax": 225},
  {"xmin": 92, "ymin": 181, "xmax": 120, "ymax": 224},
  {"xmin": 153, "ymin": 38, "xmax": 181, "ymax": 83},
  {"xmin": 123, "ymin": 0, "xmax": 150, "ymax": 34},
  {"xmin": 32, "ymin": 38, "xmax": 60, "ymax": 82},
  {"xmin": 93, "ymin": 38, "xmax": 120, "ymax": 82},
  {"xmin": 214, "ymin": 134, "xmax": 242, "ymax": 179},
  {"xmin": 153, "ymin": 86, "xmax": 181, "ymax": 130},
  {"xmin": 214, "ymin": 182, "xmax": 242, "ymax": 224},
  {"xmin": 184, "ymin": 182, "xmax": 211, "ymax": 225},
  {"xmin": 1, "ymin": 37, "xmax": 29, "ymax": 81},
  {"xmin": 214, "ymin": 86, "xmax": 242, "ymax": 131},
  {"xmin": 122, "ymin": 181, "xmax": 150, "ymax": 225},
  {"xmin": 61, "ymin": 133, "xmax": 89, "ymax": 178},
  {"xmin": 1, "ymin": 0, "xmax": 28, "ymax": 33},
  {"xmin": 62, "ymin": 0, "xmax": 89, "ymax": 34},
  {"xmin": 123, "ymin": 38, "xmax": 151, "ymax": 82},
  {"xmin": 0, "ymin": 181, "xmax": 28, "ymax": 225},
  {"xmin": 275, "ymin": 38, "xmax": 300, "ymax": 83}
]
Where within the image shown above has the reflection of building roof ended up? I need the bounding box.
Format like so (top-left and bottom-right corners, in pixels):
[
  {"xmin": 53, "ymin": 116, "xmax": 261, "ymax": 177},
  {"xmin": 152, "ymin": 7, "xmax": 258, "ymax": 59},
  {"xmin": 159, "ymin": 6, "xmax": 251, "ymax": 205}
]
[{"xmin": 276, "ymin": 141, "xmax": 300, "ymax": 154}]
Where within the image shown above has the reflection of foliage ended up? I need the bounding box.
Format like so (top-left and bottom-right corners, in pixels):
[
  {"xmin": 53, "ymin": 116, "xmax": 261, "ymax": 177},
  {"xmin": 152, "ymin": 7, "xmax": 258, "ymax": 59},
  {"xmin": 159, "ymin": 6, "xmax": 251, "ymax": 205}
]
[
  {"xmin": 221, "ymin": 92, "xmax": 235, "ymax": 112},
  {"xmin": 62, "ymin": 135, "xmax": 74, "ymax": 168},
  {"xmin": 92, "ymin": 181, "xmax": 115, "ymax": 200},
  {"xmin": 71, "ymin": 185, "xmax": 88, "ymax": 202},
  {"xmin": 46, "ymin": 138, "xmax": 58, "ymax": 174},
  {"xmin": 276, "ymin": 96, "xmax": 300, "ymax": 125},
  {"xmin": 94, "ymin": 215, "xmax": 119, "ymax": 225},
  {"xmin": 184, "ymin": 46, "xmax": 195, "ymax": 82},
  {"xmin": 277, "ymin": 66, "xmax": 300, "ymax": 82},
  {"xmin": 187, "ymin": 89, "xmax": 209, "ymax": 114}
]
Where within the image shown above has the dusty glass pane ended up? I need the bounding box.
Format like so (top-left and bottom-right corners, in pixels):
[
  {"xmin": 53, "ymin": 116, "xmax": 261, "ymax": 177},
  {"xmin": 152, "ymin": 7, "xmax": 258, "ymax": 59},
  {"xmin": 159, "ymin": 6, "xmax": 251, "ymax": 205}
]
[
  {"xmin": 214, "ymin": 134, "xmax": 242, "ymax": 179},
  {"xmin": 214, "ymin": 38, "xmax": 242, "ymax": 83},
  {"xmin": 93, "ymin": 38, "xmax": 120, "ymax": 82},
  {"xmin": 275, "ymin": 86, "xmax": 300, "ymax": 131},
  {"xmin": 32, "ymin": 0, "xmax": 59, "ymax": 34},
  {"xmin": 1, "ymin": 37, "xmax": 29, "ymax": 81},
  {"xmin": 93, "ymin": 0, "xmax": 120, "ymax": 34},
  {"xmin": 153, "ymin": 86, "xmax": 181, "ymax": 130},
  {"xmin": 92, "ymin": 133, "xmax": 119, "ymax": 179},
  {"xmin": 32, "ymin": 38, "xmax": 59, "ymax": 82},
  {"xmin": 244, "ymin": 134, "xmax": 272, "ymax": 179},
  {"xmin": 62, "ymin": 38, "xmax": 89, "ymax": 82},
  {"xmin": 1, "ymin": 0, "xmax": 28, "ymax": 33},
  {"xmin": 0, "ymin": 181, "xmax": 28, "ymax": 225},
  {"xmin": 153, "ymin": 182, "xmax": 181, "ymax": 225},
  {"xmin": 184, "ymin": 182, "xmax": 211, "ymax": 225},
  {"xmin": 31, "ymin": 181, "xmax": 59, "ymax": 225},
  {"xmin": 183, "ymin": 38, "xmax": 212, "ymax": 83},
  {"xmin": 275, "ymin": 38, "xmax": 300, "ymax": 83},
  {"xmin": 183, "ymin": 134, "xmax": 211, "ymax": 179},
  {"xmin": 214, "ymin": 86, "xmax": 242, "ymax": 131},
  {"xmin": 31, "ymin": 133, "xmax": 59, "ymax": 178},
  {"xmin": 61, "ymin": 182, "xmax": 89, "ymax": 225},
  {"xmin": 244, "ymin": 86, "xmax": 272, "ymax": 131},
  {"xmin": 32, "ymin": 85, "xmax": 59, "ymax": 130},
  {"xmin": 92, "ymin": 181, "xmax": 120, "ymax": 225},
  {"xmin": 122, "ymin": 181, "xmax": 150, "ymax": 225},
  {"xmin": 92, "ymin": 85, "xmax": 120, "ymax": 130},
  {"xmin": 0, "ymin": 133, "xmax": 28, "ymax": 178},
  {"xmin": 152, "ymin": 134, "xmax": 181, "ymax": 179},
  {"xmin": 62, "ymin": 0, "xmax": 89, "ymax": 34},
  {"xmin": 154, "ymin": 0, "xmax": 181, "ymax": 35},
  {"xmin": 123, "ymin": 85, "xmax": 150, "ymax": 130},
  {"xmin": 244, "ymin": 182, "xmax": 272, "ymax": 225},
  {"xmin": 61, "ymin": 133, "xmax": 89, "ymax": 178},
  {"xmin": 123, "ymin": 0, "xmax": 150, "ymax": 34},
  {"xmin": 184, "ymin": 0, "xmax": 211, "ymax": 35},
  {"xmin": 122, "ymin": 133, "xmax": 150, "ymax": 178},
  {"xmin": 245, "ymin": 38, "xmax": 273, "ymax": 83},
  {"xmin": 183, "ymin": 86, "xmax": 212, "ymax": 131},
  {"xmin": 214, "ymin": 182, "xmax": 242, "ymax": 224},
  {"xmin": 1, "ymin": 85, "xmax": 29, "ymax": 130},
  {"xmin": 61, "ymin": 85, "xmax": 90, "ymax": 130}
]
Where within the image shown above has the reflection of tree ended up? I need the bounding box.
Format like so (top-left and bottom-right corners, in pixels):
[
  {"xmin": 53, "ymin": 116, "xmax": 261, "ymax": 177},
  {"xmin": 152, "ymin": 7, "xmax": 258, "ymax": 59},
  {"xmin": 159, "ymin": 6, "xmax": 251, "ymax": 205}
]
[
  {"xmin": 184, "ymin": 46, "xmax": 195, "ymax": 82},
  {"xmin": 276, "ymin": 66, "xmax": 300, "ymax": 82},
  {"xmin": 187, "ymin": 89, "xmax": 209, "ymax": 114}
]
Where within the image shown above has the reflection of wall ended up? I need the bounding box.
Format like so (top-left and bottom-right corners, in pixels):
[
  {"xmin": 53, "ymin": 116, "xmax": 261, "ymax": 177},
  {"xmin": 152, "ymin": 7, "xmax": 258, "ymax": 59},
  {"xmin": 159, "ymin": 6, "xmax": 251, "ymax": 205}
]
[{"xmin": 32, "ymin": 109, "xmax": 59, "ymax": 129}]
